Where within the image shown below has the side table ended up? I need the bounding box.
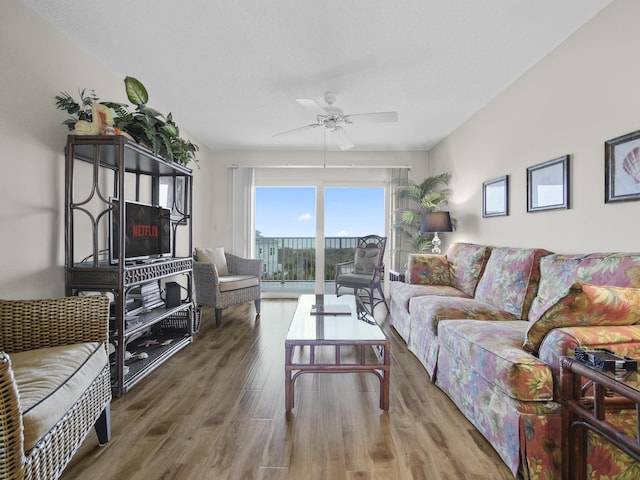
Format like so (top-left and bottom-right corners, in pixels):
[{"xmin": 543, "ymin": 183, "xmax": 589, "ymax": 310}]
[
  {"xmin": 389, "ymin": 270, "xmax": 405, "ymax": 282},
  {"xmin": 560, "ymin": 356, "xmax": 640, "ymax": 479}
]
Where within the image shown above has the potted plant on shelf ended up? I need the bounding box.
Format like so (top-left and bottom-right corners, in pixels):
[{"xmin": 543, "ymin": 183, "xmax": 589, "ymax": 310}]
[
  {"xmin": 55, "ymin": 76, "xmax": 198, "ymax": 167},
  {"xmin": 393, "ymin": 172, "xmax": 453, "ymax": 253}
]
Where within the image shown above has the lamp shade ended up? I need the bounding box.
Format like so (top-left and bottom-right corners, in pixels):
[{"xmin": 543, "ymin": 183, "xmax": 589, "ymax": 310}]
[{"xmin": 420, "ymin": 211, "xmax": 453, "ymax": 233}]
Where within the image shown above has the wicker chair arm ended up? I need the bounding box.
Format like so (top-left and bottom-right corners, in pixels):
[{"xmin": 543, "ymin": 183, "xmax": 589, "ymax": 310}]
[
  {"xmin": 0, "ymin": 296, "xmax": 109, "ymax": 354},
  {"xmin": 193, "ymin": 261, "xmax": 221, "ymax": 307},
  {"xmin": 0, "ymin": 352, "xmax": 25, "ymax": 480},
  {"xmin": 225, "ymin": 253, "xmax": 263, "ymax": 279}
]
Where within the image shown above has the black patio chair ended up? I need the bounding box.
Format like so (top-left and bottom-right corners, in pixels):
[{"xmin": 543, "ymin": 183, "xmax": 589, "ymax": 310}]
[{"xmin": 335, "ymin": 235, "xmax": 389, "ymax": 314}]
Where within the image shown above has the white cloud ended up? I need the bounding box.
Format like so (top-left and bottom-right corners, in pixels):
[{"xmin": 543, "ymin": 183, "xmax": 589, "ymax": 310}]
[
  {"xmin": 297, "ymin": 213, "xmax": 312, "ymax": 221},
  {"xmin": 336, "ymin": 230, "xmax": 349, "ymax": 237}
]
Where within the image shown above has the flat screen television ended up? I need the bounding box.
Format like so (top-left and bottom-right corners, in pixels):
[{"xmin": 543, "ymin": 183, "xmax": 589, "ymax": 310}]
[{"xmin": 110, "ymin": 199, "xmax": 172, "ymax": 264}]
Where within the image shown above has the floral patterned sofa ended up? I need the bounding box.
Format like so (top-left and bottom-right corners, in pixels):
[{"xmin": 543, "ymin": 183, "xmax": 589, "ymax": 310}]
[{"xmin": 389, "ymin": 242, "xmax": 640, "ymax": 479}]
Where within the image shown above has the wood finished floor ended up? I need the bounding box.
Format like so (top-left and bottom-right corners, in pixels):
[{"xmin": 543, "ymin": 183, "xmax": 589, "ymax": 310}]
[{"xmin": 61, "ymin": 299, "xmax": 517, "ymax": 480}]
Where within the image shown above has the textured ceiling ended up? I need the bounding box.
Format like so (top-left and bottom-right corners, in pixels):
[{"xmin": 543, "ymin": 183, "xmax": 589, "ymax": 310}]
[{"xmin": 24, "ymin": 0, "xmax": 611, "ymax": 151}]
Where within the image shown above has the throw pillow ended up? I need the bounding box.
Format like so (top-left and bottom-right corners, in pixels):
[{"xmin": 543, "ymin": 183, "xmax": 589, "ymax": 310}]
[
  {"xmin": 407, "ymin": 254, "xmax": 450, "ymax": 285},
  {"xmin": 195, "ymin": 247, "xmax": 229, "ymax": 276},
  {"xmin": 353, "ymin": 247, "xmax": 381, "ymax": 275},
  {"xmin": 523, "ymin": 282, "xmax": 640, "ymax": 353}
]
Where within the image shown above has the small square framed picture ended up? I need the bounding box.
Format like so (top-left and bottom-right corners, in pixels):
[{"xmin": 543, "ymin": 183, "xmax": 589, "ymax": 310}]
[
  {"xmin": 527, "ymin": 155, "xmax": 570, "ymax": 212},
  {"xmin": 482, "ymin": 175, "xmax": 508, "ymax": 217}
]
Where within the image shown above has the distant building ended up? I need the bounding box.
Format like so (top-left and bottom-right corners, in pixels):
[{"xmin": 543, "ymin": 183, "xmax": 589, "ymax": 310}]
[{"xmin": 256, "ymin": 237, "xmax": 280, "ymax": 277}]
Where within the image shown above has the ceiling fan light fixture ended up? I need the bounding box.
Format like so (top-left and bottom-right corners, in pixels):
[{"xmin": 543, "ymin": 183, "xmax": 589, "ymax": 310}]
[{"xmin": 273, "ymin": 92, "xmax": 398, "ymax": 149}]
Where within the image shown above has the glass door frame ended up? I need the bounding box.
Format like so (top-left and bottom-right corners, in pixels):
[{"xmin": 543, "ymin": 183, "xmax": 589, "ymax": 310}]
[{"xmin": 255, "ymin": 169, "xmax": 389, "ymax": 295}]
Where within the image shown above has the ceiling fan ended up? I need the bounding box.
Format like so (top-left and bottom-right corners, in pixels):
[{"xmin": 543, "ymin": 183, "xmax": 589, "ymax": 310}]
[{"xmin": 273, "ymin": 92, "xmax": 398, "ymax": 150}]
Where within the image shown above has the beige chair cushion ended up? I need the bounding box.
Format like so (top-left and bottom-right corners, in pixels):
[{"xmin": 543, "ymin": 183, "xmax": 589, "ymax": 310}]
[
  {"xmin": 11, "ymin": 342, "xmax": 108, "ymax": 451},
  {"xmin": 218, "ymin": 275, "xmax": 260, "ymax": 292},
  {"xmin": 195, "ymin": 247, "xmax": 229, "ymax": 276}
]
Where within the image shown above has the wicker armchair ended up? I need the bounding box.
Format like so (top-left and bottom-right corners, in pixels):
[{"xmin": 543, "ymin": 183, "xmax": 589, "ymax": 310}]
[
  {"xmin": 193, "ymin": 249, "xmax": 263, "ymax": 326},
  {"xmin": 0, "ymin": 295, "xmax": 112, "ymax": 480}
]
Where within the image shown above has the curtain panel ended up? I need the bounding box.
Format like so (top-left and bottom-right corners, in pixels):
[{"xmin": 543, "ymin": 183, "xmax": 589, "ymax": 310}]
[{"xmin": 231, "ymin": 167, "xmax": 255, "ymax": 258}]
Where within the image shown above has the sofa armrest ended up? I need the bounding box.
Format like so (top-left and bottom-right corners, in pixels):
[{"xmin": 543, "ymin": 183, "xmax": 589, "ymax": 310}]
[
  {"xmin": 0, "ymin": 352, "xmax": 25, "ymax": 479},
  {"xmin": 538, "ymin": 325, "xmax": 640, "ymax": 374},
  {"xmin": 0, "ymin": 296, "xmax": 109, "ymax": 354},
  {"xmin": 225, "ymin": 253, "xmax": 263, "ymax": 278}
]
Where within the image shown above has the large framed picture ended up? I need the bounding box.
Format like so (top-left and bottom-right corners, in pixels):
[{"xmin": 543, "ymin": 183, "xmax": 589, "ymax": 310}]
[
  {"xmin": 527, "ymin": 155, "xmax": 570, "ymax": 212},
  {"xmin": 605, "ymin": 130, "xmax": 640, "ymax": 203},
  {"xmin": 482, "ymin": 175, "xmax": 508, "ymax": 217}
]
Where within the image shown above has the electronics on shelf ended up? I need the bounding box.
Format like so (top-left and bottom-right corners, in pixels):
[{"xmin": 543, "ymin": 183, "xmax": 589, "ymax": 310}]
[{"xmin": 109, "ymin": 199, "xmax": 172, "ymax": 264}]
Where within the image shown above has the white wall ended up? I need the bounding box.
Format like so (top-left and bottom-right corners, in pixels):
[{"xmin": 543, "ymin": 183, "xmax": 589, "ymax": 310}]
[
  {"xmin": 0, "ymin": 0, "xmax": 213, "ymax": 299},
  {"xmin": 203, "ymin": 149, "xmax": 429, "ymax": 252},
  {"xmin": 429, "ymin": 0, "xmax": 640, "ymax": 253},
  {"xmin": 8, "ymin": 0, "xmax": 634, "ymax": 298},
  {"xmin": 0, "ymin": 0, "xmax": 426, "ymax": 299}
]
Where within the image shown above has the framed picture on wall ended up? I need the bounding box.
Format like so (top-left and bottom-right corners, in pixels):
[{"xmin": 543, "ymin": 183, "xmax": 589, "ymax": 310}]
[
  {"xmin": 605, "ymin": 129, "xmax": 640, "ymax": 203},
  {"xmin": 527, "ymin": 155, "xmax": 570, "ymax": 212},
  {"xmin": 482, "ymin": 175, "xmax": 509, "ymax": 217},
  {"xmin": 159, "ymin": 176, "xmax": 188, "ymax": 223}
]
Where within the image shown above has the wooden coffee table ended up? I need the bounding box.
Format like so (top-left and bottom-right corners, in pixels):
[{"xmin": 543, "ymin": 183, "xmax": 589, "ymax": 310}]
[{"xmin": 285, "ymin": 294, "xmax": 390, "ymax": 411}]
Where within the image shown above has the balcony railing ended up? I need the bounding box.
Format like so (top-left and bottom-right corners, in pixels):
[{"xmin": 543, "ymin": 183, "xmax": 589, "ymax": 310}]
[{"xmin": 256, "ymin": 237, "xmax": 360, "ymax": 288}]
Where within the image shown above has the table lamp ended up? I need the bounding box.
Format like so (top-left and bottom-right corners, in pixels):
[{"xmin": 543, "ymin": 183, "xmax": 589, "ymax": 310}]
[{"xmin": 420, "ymin": 211, "xmax": 453, "ymax": 254}]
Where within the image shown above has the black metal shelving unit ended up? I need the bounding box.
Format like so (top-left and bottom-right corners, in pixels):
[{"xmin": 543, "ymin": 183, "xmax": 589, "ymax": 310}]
[{"xmin": 64, "ymin": 135, "xmax": 194, "ymax": 397}]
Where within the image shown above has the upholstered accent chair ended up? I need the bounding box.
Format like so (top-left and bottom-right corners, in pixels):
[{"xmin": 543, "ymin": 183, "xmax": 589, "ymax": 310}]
[
  {"xmin": 335, "ymin": 235, "xmax": 389, "ymax": 314},
  {"xmin": 193, "ymin": 247, "xmax": 263, "ymax": 326},
  {"xmin": 0, "ymin": 295, "xmax": 112, "ymax": 480}
]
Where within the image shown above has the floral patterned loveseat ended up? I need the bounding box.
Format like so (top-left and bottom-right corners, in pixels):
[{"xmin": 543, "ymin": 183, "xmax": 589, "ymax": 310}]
[{"xmin": 389, "ymin": 242, "xmax": 640, "ymax": 479}]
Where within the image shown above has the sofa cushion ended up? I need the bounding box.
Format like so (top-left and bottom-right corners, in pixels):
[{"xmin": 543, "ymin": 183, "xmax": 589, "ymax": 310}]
[
  {"xmin": 528, "ymin": 252, "xmax": 640, "ymax": 323},
  {"xmin": 391, "ymin": 282, "xmax": 470, "ymax": 312},
  {"xmin": 390, "ymin": 282, "xmax": 469, "ymax": 345},
  {"xmin": 523, "ymin": 282, "xmax": 640, "ymax": 353},
  {"xmin": 438, "ymin": 320, "xmax": 554, "ymax": 402},
  {"xmin": 218, "ymin": 275, "xmax": 260, "ymax": 292},
  {"xmin": 11, "ymin": 342, "xmax": 108, "ymax": 451},
  {"xmin": 410, "ymin": 295, "xmax": 518, "ymax": 338},
  {"xmin": 407, "ymin": 253, "xmax": 450, "ymax": 285},
  {"xmin": 446, "ymin": 243, "xmax": 492, "ymax": 297},
  {"xmin": 474, "ymin": 247, "xmax": 550, "ymax": 319},
  {"xmin": 195, "ymin": 247, "xmax": 229, "ymax": 276}
]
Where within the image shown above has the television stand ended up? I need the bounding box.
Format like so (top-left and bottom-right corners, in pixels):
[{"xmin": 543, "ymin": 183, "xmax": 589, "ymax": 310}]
[{"xmin": 64, "ymin": 135, "xmax": 195, "ymax": 397}]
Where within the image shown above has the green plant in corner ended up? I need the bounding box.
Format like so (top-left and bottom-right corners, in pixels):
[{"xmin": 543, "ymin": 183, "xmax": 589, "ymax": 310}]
[{"xmin": 393, "ymin": 172, "xmax": 453, "ymax": 253}]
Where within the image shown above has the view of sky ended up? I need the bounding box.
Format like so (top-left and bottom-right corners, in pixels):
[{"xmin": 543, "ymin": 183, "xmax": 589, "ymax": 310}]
[{"xmin": 255, "ymin": 187, "xmax": 384, "ymax": 238}]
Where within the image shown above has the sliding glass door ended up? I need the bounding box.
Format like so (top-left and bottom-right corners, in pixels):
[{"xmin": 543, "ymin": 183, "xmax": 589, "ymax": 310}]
[
  {"xmin": 324, "ymin": 187, "xmax": 385, "ymax": 291},
  {"xmin": 256, "ymin": 187, "xmax": 317, "ymax": 294},
  {"xmin": 256, "ymin": 183, "xmax": 385, "ymax": 295}
]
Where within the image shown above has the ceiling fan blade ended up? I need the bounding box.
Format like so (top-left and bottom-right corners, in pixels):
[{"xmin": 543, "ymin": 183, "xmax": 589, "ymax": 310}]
[
  {"xmin": 296, "ymin": 98, "xmax": 328, "ymax": 114},
  {"xmin": 272, "ymin": 123, "xmax": 321, "ymax": 137},
  {"xmin": 345, "ymin": 111, "xmax": 398, "ymax": 124},
  {"xmin": 331, "ymin": 127, "xmax": 354, "ymax": 151}
]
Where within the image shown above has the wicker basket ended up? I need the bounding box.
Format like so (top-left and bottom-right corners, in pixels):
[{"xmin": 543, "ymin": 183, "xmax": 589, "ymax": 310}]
[{"xmin": 160, "ymin": 308, "xmax": 200, "ymax": 335}]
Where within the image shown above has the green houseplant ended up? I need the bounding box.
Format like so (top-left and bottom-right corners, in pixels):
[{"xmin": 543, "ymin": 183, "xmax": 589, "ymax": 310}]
[
  {"xmin": 393, "ymin": 172, "xmax": 453, "ymax": 253},
  {"xmin": 55, "ymin": 77, "xmax": 198, "ymax": 167}
]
